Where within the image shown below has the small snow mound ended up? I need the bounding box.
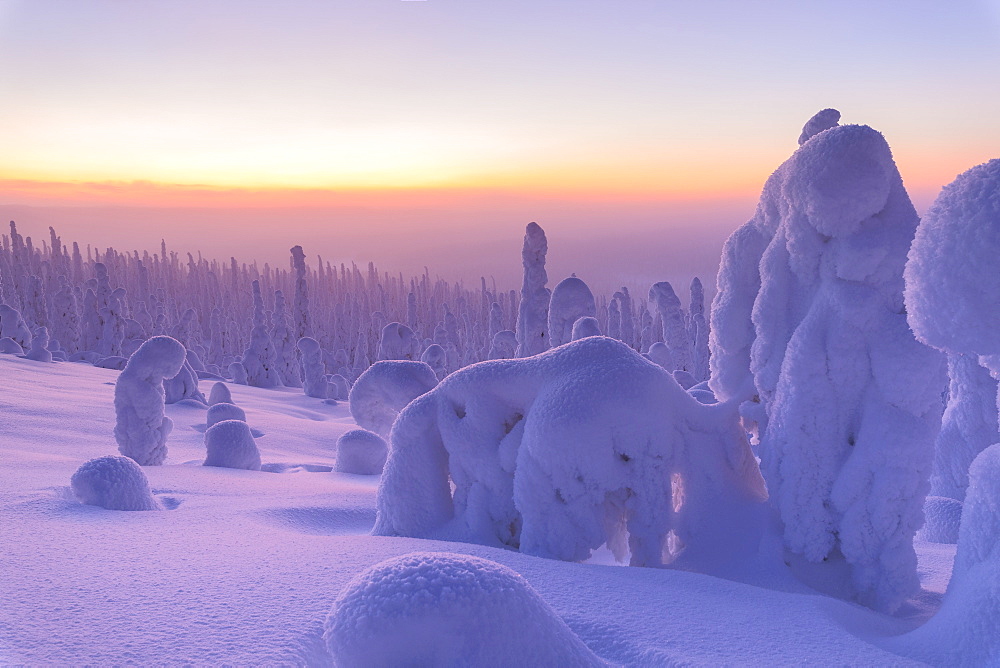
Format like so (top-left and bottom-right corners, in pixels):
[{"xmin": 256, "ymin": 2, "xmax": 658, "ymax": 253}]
[
  {"xmin": 25, "ymin": 327, "xmax": 52, "ymax": 362},
  {"xmin": 917, "ymin": 496, "xmax": 963, "ymax": 544},
  {"xmin": 0, "ymin": 337, "xmax": 24, "ymax": 354},
  {"xmin": 203, "ymin": 419, "xmax": 261, "ymax": 471},
  {"xmin": 322, "ymin": 552, "xmax": 604, "ymax": 667},
  {"xmin": 335, "ymin": 429, "xmax": 388, "ymax": 475},
  {"xmin": 95, "ymin": 356, "xmax": 127, "ymax": 370},
  {"xmin": 349, "ymin": 360, "xmax": 438, "ymax": 438},
  {"xmin": 207, "ymin": 402, "xmax": 247, "ymax": 428},
  {"xmin": 208, "ymin": 381, "xmax": 233, "ymax": 406},
  {"xmin": 70, "ymin": 456, "xmax": 160, "ymax": 511},
  {"xmin": 797, "ymin": 108, "xmax": 841, "ymax": 145}
]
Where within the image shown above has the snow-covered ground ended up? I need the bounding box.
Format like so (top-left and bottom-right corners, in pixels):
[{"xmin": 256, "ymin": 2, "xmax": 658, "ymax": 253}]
[{"xmin": 0, "ymin": 354, "xmax": 955, "ymax": 665}]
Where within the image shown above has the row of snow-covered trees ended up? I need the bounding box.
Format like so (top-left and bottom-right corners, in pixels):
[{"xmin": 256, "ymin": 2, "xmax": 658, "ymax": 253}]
[{"xmin": 0, "ymin": 219, "xmax": 711, "ymax": 393}]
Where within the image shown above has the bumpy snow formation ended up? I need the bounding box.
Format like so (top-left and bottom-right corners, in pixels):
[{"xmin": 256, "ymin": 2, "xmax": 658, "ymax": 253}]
[
  {"xmin": 906, "ymin": 159, "xmax": 1000, "ymax": 502},
  {"xmin": 297, "ymin": 336, "xmax": 329, "ymax": 399},
  {"xmin": 334, "ymin": 429, "xmax": 388, "ymax": 475},
  {"xmin": 208, "ymin": 381, "xmax": 233, "ymax": 406},
  {"xmin": 711, "ymin": 116, "xmax": 946, "ymax": 612},
  {"xmin": 571, "ymin": 316, "xmax": 601, "ymax": 341},
  {"xmin": 515, "ymin": 222, "xmax": 551, "ymax": 357},
  {"xmin": 207, "ymin": 402, "xmax": 247, "ymax": 428},
  {"xmin": 323, "ymin": 552, "xmax": 603, "ymax": 667},
  {"xmin": 115, "ymin": 336, "xmax": 187, "ymax": 466},
  {"xmin": 797, "ymin": 108, "xmax": 840, "ymax": 146},
  {"xmin": 374, "ymin": 337, "xmax": 767, "ymax": 571},
  {"xmin": 70, "ymin": 455, "xmax": 161, "ymax": 511},
  {"xmin": 929, "ymin": 354, "xmax": 999, "ymax": 501},
  {"xmin": 916, "ymin": 496, "xmax": 963, "ymax": 544},
  {"xmin": 547, "ymin": 276, "xmax": 596, "ymax": 348},
  {"xmin": 203, "ymin": 419, "xmax": 261, "ymax": 471},
  {"xmin": 349, "ymin": 360, "xmax": 439, "ymax": 438},
  {"xmin": 900, "ymin": 445, "xmax": 1000, "ymax": 666},
  {"xmin": 649, "ymin": 282, "xmax": 692, "ymax": 373}
]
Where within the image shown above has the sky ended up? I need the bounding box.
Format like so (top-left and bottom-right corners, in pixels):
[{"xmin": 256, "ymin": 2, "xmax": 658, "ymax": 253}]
[{"xmin": 1, "ymin": 0, "xmax": 998, "ymax": 296}]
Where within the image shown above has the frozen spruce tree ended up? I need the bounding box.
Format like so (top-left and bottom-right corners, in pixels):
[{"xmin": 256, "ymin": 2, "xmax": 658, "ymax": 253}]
[
  {"xmin": 114, "ymin": 335, "xmax": 187, "ymax": 466},
  {"xmin": 649, "ymin": 282, "xmax": 693, "ymax": 373},
  {"xmin": 25, "ymin": 326, "xmax": 53, "ymax": 363},
  {"xmin": 905, "ymin": 159, "xmax": 1000, "ymax": 502},
  {"xmin": 270, "ymin": 290, "xmax": 301, "ymax": 388},
  {"xmin": 547, "ymin": 276, "xmax": 596, "ymax": 348},
  {"xmin": 688, "ymin": 277, "xmax": 710, "ymax": 381},
  {"xmin": 515, "ymin": 222, "xmax": 550, "ymax": 357},
  {"xmin": 242, "ymin": 281, "xmax": 281, "ymax": 388},
  {"xmin": 290, "ymin": 245, "xmax": 311, "ymax": 340},
  {"xmin": 297, "ymin": 336, "xmax": 330, "ymax": 399},
  {"xmin": 744, "ymin": 119, "xmax": 946, "ymax": 612}
]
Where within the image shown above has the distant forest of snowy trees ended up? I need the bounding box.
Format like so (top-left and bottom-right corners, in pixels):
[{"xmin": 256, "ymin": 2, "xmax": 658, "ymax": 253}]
[{"xmin": 0, "ymin": 219, "xmax": 710, "ymax": 392}]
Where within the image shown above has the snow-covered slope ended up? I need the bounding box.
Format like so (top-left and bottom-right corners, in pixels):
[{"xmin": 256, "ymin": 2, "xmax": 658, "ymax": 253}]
[{"xmin": 0, "ymin": 355, "xmax": 953, "ymax": 665}]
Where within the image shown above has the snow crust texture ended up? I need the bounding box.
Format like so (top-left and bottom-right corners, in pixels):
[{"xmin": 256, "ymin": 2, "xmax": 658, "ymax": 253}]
[
  {"xmin": 114, "ymin": 335, "xmax": 187, "ymax": 465},
  {"xmin": 349, "ymin": 360, "xmax": 438, "ymax": 439},
  {"xmin": 374, "ymin": 336, "xmax": 767, "ymax": 571},
  {"xmin": 334, "ymin": 429, "xmax": 388, "ymax": 475},
  {"xmin": 322, "ymin": 552, "xmax": 604, "ymax": 667},
  {"xmin": 70, "ymin": 455, "xmax": 161, "ymax": 511}
]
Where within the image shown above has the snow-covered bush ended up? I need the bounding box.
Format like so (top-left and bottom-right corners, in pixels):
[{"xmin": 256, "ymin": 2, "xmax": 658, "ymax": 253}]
[
  {"xmin": 899, "ymin": 444, "xmax": 1000, "ymax": 665},
  {"xmin": 488, "ymin": 329, "xmax": 517, "ymax": 359},
  {"xmin": 711, "ymin": 113, "xmax": 946, "ymax": 612},
  {"xmin": 322, "ymin": 552, "xmax": 603, "ymax": 667},
  {"xmin": 208, "ymin": 381, "xmax": 233, "ymax": 406},
  {"xmin": 115, "ymin": 335, "xmax": 187, "ymax": 466},
  {"xmin": 349, "ymin": 360, "xmax": 439, "ymax": 439},
  {"xmin": 374, "ymin": 336, "xmax": 767, "ymax": 570},
  {"xmin": 70, "ymin": 455, "xmax": 160, "ymax": 511},
  {"xmin": 0, "ymin": 304, "xmax": 31, "ymax": 349},
  {"xmin": 377, "ymin": 322, "xmax": 418, "ymax": 361},
  {"xmin": 548, "ymin": 276, "xmax": 596, "ymax": 348},
  {"xmin": 203, "ymin": 419, "xmax": 261, "ymax": 471},
  {"xmin": 906, "ymin": 159, "xmax": 1000, "ymax": 502},
  {"xmin": 207, "ymin": 402, "xmax": 247, "ymax": 428},
  {"xmin": 334, "ymin": 429, "xmax": 388, "ymax": 475},
  {"xmin": 0, "ymin": 337, "xmax": 23, "ymax": 354}
]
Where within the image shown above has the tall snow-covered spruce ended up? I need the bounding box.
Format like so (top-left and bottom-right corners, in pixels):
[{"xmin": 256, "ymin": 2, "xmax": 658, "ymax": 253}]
[
  {"xmin": 515, "ymin": 222, "xmax": 550, "ymax": 357},
  {"xmin": 710, "ymin": 110, "xmax": 946, "ymax": 613}
]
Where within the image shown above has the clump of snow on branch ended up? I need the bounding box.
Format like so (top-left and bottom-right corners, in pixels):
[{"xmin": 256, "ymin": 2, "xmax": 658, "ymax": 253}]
[
  {"xmin": 322, "ymin": 552, "xmax": 604, "ymax": 667},
  {"xmin": 70, "ymin": 455, "xmax": 161, "ymax": 511},
  {"xmin": 114, "ymin": 335, "xmax": 187, "ymax": 466}
]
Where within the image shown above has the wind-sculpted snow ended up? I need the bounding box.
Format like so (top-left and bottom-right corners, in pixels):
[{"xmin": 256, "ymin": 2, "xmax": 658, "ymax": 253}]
[
  {"xmin": 373, "ymin": 336, "xmax": 767, "ymax": 571},
  {"xmin": 322, "ymin": 552, "xmax": 604, "ymax": 667},
  {"xmin": 797, "ymin": 107, "xmax": 840, "ymax": 146},
  {"xmin": 208, "ymin": 381, "xmax": 233, "ymax": 406},
  {"xmin": 419, "ymin": 343, "xmax": 448, "ymax": 380},
  {"xmin": 376, "ymin": 322, "xmax": 418, "ymax": 361},
  {"xmin": 711, "ymin": 115, "xmax": 946, "ymax": 613},
  {"xmin": 70, "ymin": 455, "xmax": 161, "ymax": 511},
  {"xmin": 334, "ymin": 429, "xmax": 388, "ymax": 475},
  {"xmin": 349, "ymin": 360, "xmax": 439, "ymax": 439},
  {"xmin": 548, "ymin": 276, "xmax": 596, "ymax": 348},
  {"xmin": 570, "ymin": 316, "xmax": 601, "ymax": 341},
  {"xmin": 115, "ymin": 335, "xmax": 187, "ymax": 465},
  {"xmin": 203, "ymin": 419, "xmax": 262, "ymax": 471}
]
